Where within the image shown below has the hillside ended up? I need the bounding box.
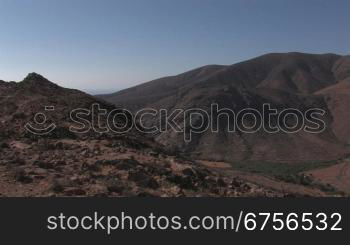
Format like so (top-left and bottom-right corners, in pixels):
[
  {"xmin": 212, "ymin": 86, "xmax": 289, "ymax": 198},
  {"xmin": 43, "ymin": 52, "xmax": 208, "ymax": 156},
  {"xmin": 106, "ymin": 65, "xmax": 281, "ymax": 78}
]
[
  {"xmin": 98, "ymin": 53, "xmax": 350, "ymax": 163},
  {"xmin": 0, "ymin": 73, "xmax": 295, "ymax": 197}
]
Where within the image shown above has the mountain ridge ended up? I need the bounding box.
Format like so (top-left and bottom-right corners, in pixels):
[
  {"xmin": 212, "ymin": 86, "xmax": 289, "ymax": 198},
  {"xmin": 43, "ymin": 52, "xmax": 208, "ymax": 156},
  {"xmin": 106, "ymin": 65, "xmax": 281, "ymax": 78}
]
[
  {"xmin": 97, "ymin": 52, "xmax": 350, "ymax": 163},
  {"xmin": 98, "ymin": 52, "xmax": 349, "ymax": 110}
]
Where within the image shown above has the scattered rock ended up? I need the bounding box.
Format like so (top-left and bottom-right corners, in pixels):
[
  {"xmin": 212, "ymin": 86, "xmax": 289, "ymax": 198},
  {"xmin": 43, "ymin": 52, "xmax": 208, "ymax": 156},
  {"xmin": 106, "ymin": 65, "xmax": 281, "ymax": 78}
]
[
  {"xmin": 82, "ymin": 161, "xmax": 100, "ymax": 172},
  {"xmin": 50, "ymin": 181, "xmax": 65, "ymax": 193},
  {"xmin": 106, "ymin": 179, "xmax": 125, "ymax": 193},
  {"xmin": 231, "ymin": 178, "xmax": 242, "ymax": 188},
  {"xmin": 182, "ymin": 168, "xmax": 196, "ymax": 177},
  {"xmin": 89, "ymin": 184, "xmax": 108, "ymax": 195},
  {"xmin": 137, "ymin": 191, "xmax": 158, "ymax": 197},
  {"xmin": 128, "ymin": 171, "xmax": 159, "ymax": 189},
  {"xmin": 14, "ymin": 169, "xmax": 33, "ymax": 183},
  {"xmin": 0, "ymin": 142, "xmax": 9, "ymax": 149},
  {"xmin": 115, "ymin": 159, "xmax": 140, "ymax": 170},
  {"xmin": 34, "ymin": 160, "xmax": 54, "ymax": 169},
  {"xmin": 50, "ymin": 178, "xmax": 73, "ymax": 193},
  {"xmin": 64, "ymin": 187, "xmax": 86, "ymax": 196},
  {"xmin": 30, "ymin": 168, "xmax": 48, "ymax": 175},
  {"xmin": 167, "ymin": 174, "xmax": 195, "ymax": 190},
  {"xmin": 54, "ymin": 142, "xmax": 64, "ymax": 149},
  {"xmin": 10, "ymin": 157, "xmax": 26, "ymax": 165},
  {"xmin": 217, "ymin": 178, "xmax": 227, "ymax": 187}
]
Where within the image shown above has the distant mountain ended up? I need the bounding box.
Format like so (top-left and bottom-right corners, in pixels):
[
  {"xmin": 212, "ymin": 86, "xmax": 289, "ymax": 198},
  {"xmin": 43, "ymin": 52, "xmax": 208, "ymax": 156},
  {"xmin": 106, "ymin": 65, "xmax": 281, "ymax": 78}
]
[
  {"xmin": 98, "ymin": 53, "xmax": 348, "ymax": 109},
  {"xmin": 98, "ymin": 53, "xmax": 350, "ymax": 163}
]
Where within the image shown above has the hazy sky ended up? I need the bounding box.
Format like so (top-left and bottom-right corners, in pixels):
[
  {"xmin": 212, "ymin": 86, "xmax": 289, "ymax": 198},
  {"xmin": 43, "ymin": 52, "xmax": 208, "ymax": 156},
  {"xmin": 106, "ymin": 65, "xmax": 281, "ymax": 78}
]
[{"xmin": 0, "ymin": 0, "xmax": 349, "ymax": 94}]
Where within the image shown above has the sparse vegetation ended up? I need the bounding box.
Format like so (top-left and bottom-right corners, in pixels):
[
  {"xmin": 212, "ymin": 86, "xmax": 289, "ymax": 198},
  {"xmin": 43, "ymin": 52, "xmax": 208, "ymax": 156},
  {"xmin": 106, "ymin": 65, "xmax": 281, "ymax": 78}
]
[
  {"xmin": 229, "ymin": 160, "xmax": 345, "ymax": 194},
  {"xmin": 229, "ymin": 159, "xmax": 339, "ymax": 176}
]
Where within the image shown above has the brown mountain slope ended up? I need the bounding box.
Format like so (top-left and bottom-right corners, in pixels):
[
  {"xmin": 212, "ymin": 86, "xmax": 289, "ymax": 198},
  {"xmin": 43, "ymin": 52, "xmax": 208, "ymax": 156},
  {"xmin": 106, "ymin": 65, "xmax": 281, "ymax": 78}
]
[
  {"xmin": 98, "ymin": 53, "xmax": 350, "ymax": 163},
  {"xmin": 316, "ymin": 70, "xmax": 350, "ymax": 143},
  {"xmin": 99, "ymin": 52, "xmax": 342, "ymax": 110},
  {"xmin": 99, "ymin": 65, "xmax": 226, "ymax": 111}
]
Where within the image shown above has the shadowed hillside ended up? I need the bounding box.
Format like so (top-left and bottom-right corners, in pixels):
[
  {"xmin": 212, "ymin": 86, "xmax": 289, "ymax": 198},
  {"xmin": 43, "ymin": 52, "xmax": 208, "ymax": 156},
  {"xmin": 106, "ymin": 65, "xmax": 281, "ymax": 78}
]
[{"xmin": 98, "ymin": 53, "xmax": 350, "ymax": 163}]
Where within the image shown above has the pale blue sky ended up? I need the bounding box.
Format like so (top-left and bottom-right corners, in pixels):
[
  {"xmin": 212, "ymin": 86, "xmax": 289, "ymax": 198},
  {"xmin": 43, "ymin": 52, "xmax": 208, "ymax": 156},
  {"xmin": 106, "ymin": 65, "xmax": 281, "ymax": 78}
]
[{"xmin": 0, "ymin": 0, "xmax": 349, "ymax": 94}]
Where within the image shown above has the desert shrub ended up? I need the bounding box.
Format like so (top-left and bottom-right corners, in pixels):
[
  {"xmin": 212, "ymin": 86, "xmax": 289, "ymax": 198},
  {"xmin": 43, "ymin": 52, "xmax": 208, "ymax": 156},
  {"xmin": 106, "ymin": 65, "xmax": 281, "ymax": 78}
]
[
  {"xmin": 12, "ymin": 112, "xmax": 26, "ymax": 120},
  {"xmin": 50, "ymin": 181, "xmax": 64, "ymax": 193},
  {"xmin": 276, "ymin": 174, "xmax": 313, "ymax": 186},
  {"xmin": 230, "ymin": 160, "xmax": 339, "ymax": 176}
]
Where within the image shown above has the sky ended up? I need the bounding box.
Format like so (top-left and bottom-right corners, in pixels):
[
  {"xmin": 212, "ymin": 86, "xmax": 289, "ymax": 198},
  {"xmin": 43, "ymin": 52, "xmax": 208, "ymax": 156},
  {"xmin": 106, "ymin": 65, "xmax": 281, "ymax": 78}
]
[{"xmin": 0, "ymin": 0, "xmax": 349, "ymax": 94}]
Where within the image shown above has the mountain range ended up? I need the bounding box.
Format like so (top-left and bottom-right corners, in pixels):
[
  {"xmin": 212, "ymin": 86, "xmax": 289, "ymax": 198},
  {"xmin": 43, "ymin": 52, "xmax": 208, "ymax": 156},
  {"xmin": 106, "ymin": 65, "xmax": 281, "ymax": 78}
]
[
  {"xmin": 98, "ymin": 52, "xmax": 350, "ymax": 163},
  {"xmin": 1, "ymin": 52, "xmax": 350, "ymax": 196}
]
